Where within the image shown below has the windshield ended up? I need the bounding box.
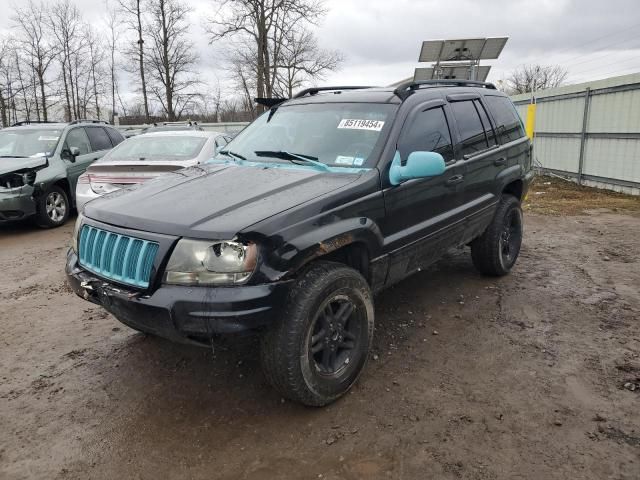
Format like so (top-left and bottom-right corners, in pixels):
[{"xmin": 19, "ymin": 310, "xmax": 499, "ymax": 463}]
[
  {"xmin": 0, "ymin": 129, "xmax": 62, "ymax": 158},
  {"xmin": 220, "ymin": 103, "xmax": 396, "ymax": 168},
  {"xmin": 107, "ymin": 135, "xmax": 207, "ymax": 161}
]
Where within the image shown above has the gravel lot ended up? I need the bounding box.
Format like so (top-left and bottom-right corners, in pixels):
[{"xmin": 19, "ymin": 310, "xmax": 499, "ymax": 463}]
[{"xmin": 1, "ymin": 179, "xmax": 639, "ymax": 479}]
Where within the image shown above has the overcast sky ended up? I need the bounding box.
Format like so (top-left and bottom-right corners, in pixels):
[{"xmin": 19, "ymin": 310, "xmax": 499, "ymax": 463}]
[{"xmin": 2, "ymin": 0, "xmax": 640, "ymax": 97}]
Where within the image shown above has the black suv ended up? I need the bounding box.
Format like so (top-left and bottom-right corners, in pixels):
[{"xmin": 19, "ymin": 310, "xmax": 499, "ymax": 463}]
[{"xmin": 66, "ymin": 81, "xmax": 534, "ymax": 406}]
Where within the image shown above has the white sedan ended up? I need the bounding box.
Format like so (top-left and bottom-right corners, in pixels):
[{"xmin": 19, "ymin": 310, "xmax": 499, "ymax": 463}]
[{"xmin": 75, "ymin": 130, "xmax": 231, "ymax": 212}]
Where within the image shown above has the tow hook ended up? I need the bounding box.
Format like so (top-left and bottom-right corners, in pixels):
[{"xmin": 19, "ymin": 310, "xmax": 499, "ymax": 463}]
[{"xmin": 80, "ymin": 281, "xmax": 95, "ymax": 300}]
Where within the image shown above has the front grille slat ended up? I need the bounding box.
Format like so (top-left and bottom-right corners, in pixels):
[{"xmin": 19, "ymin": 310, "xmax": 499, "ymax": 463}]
[{"xmin": 78, "ymin": 225, "xmax": 159, "ymax": 288}]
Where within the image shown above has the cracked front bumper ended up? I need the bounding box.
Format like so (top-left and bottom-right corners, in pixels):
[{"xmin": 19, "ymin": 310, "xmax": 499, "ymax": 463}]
[
  {"xmin": 0, "ymin": 187, "xmax": 36, "ymax": 222},
  {"xmin": 65, "ymin": 249, "xmax": 292, "ymax": 345}
]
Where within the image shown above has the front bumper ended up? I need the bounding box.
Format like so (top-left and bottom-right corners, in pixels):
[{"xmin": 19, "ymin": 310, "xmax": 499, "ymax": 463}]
[
  {"xmin": 65, "ymin": 249, "xmax": 293, "ymax": 344},
  {"xmin": 0, "ymin": 187, "xmax": 36, "ymax": 222}
]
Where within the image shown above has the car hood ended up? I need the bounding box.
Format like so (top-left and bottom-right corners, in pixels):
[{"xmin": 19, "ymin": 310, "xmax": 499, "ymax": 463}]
[
  {"xmin": 84, "ymin": 163, "xmax": 364, "ymax": 238},
  {"xmin": 0, "ymin": 156, "xmax": 48, "ymax": 176}
]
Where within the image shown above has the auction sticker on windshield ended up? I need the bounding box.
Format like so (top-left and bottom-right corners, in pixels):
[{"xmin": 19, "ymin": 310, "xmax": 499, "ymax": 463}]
[{"xmin": 337, "ymin": 119, "xmax": 385, "ymax": 131}]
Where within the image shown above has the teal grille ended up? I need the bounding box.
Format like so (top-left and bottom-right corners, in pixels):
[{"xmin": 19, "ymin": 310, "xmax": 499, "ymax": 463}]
[{"xmin": 78, "ymin": 225, "xmax": 159, "ymax": 288}]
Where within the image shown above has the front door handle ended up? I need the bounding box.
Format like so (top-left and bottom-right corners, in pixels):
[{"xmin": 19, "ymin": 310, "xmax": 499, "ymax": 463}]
[
  {"xmin": 494, "ymin": 157, "xmax": 507, "ymax": 166},
  {"xmin": 445, "ymin": 174, "xmax": 464, "ymax": 186}
]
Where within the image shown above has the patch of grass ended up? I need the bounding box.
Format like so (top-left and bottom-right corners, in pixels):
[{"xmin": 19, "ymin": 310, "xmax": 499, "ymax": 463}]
[{"xmin": 524, "ymin": 175, "xmax": 640, "ymax": 215}]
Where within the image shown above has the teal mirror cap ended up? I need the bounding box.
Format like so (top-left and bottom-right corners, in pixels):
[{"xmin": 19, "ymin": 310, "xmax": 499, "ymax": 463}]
[{"xmin": 389, "ymin": 151, "xmax": 446, "ymax": 185}]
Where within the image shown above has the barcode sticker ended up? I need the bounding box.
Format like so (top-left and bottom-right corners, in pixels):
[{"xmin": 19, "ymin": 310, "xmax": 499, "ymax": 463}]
[{"xmin": 337, "ymin": 119, "xmax": 385, "ymax": 131}]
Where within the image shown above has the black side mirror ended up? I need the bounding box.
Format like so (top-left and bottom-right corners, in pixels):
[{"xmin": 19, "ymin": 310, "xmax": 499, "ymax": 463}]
[{"xmin": 63, "ymin": 146, "xmax": 80, "ymax": 162}]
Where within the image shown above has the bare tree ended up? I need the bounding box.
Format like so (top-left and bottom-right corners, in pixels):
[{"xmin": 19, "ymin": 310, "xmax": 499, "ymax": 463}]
[
  {"xmin": 105, "ymin": 2, "xmax": 121, "ymax": 121},
  {"xmin": 275, "ymin": 28, "xmax": 342, "ymax": 97},
  {"xmin": 49, "ymin": 0, "xmax": 83, "ymax": 120},
  {"xmin": 117, "ymin": 0, "xmax": 151, "ymax": 121},
  {"xmin": 145, "ymin": 0, "xmax": 199, "ymax": 120},
  {"xmin": 85, "ymin": 25, "xmax": 106, "ymax": 119},
  {"xmin": 0, "ymin": 37, "xmax": 19, "ymax": 126},
  {"xmin": 13, "ymin": 49, "xmax": 33, "ymax": 121},
  {"xmin": 504, "ymin": 64, "xmax": 568, "ymax": 94},
  {"xmin": 205, "ymin": 0, "xmax": 328, "ymax": 110},
  {"xmin": 12, "ymin": 0, "xmax": 57, "ymax": 121}
]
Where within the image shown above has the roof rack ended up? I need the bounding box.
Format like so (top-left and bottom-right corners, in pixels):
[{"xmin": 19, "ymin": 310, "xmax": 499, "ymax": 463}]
[
  {"xmin": 394, "ymin": 79, "xmax": 497, "ymax": 99},
  {"xmin": 69, "ymin": 119, "xmax": 110, "ymax": 125},
  {"xmin": 153, "ymin": 120, "xmax": 197, "ymax": 126},
  {"xmin": 293, "ymin": 86, "xmax": 375, "ymax": 99},
  {"xmin": 11, "ymin": 120, "xmax": 60, "ymax": 127}
]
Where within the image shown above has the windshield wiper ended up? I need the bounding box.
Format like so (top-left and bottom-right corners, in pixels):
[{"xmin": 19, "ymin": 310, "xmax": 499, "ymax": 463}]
[
  {"xmin": 0, "ymin": 155, "xmax": 28, "ymax": 158},
  {"xmin": 218, "ymin": 150, "xmax": 246, "ymax": 161},
  {"xmin": 254, "ymin": 150, "xmax": 329, "ymax": 171}
]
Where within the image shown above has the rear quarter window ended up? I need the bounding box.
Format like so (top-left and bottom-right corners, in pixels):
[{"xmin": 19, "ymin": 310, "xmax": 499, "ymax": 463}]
[
  {"xmin": 484, "ymin": 96, "xmax": 525, "ymax": 144},
  {"xmin": 106, "ymin": 128, "xmax": 125, "ymax": 146}
]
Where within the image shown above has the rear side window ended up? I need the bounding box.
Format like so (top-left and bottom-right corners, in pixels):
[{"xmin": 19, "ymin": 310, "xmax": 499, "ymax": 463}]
[
  {"xmin": 474, "ymin": 100, "xmax": 497, "ymax": 146},
  {"xmin": 106, "ymin": 128, "xmax": 125, "ymax": 146},
  {"xmin": 449, "ymin": 100, "xmax": 489, "ymax": 157},
  {"xmin": 86, "ymin": 127, "xmax": 112, "ymax": 151},
  {"xmin": 398, "ymin": 106, "xmax": 454, "ymax": 163},
  {"xmin": 484, "ymin": 96, "xmax": 526, "ymax": 143}
]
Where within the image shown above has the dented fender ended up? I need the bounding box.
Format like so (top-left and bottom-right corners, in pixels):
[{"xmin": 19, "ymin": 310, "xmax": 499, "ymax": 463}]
[{"xmin": 262, "ymin": 217, "xmax": 385, "ymax": 282}]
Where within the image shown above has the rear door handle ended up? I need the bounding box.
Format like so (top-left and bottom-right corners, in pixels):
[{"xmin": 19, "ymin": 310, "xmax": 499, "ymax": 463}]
[
  {"xmin": 446, "ymin": 174, "xmax": 464, "ymax": 186},
  {"xmin": 494, "ymin": 157, "xmax": 507, "ymax": 166}
]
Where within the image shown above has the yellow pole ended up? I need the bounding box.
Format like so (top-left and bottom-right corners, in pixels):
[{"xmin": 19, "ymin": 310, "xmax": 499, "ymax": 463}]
[{"xmin": 525, "ymin": 103, "xmax": 536, "ymax": 140}]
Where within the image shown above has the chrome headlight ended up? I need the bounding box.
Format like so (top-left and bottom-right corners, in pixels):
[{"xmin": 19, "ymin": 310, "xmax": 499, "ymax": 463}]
[
  {"xmin": 71, "ymin": 213, "xmax": 84, "ymax": 252},
  {"xmin": 164, "ymin": 239, "xmax": 258, "ymax": 286}
]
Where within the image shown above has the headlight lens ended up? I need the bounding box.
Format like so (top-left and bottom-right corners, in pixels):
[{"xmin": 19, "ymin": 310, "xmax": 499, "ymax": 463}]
[
  {"xmin": 71, "ymin": 213, "xmax": 83, "ymax": 252},
  {"xmin": 164, "ymin": 239, "xmax": 258, "ymax": 286}
]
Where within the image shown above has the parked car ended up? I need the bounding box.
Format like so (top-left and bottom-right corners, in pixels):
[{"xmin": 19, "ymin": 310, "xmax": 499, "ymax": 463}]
[
  {"xmin": 66, "ymin": 81, "xmax": 534, "ymax": 406},
  {"xmin": 0, "ymin": 120, "xmax": 124, "ymax": 227},
  {"xmin": 140, "ymin": 121, "xmax": 204, "ymax": 134},
  {"xmin": 120, "ymin": 127, "xmax": 145, "ymax": 138},
  {"xmin": 75, "ymin": 130, "xmax": 231, "ymax": 212}
]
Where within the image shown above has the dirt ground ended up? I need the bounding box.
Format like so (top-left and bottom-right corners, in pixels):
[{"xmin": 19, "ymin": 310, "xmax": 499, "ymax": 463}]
[{"xmin": 1, "ymin": 179, "xmax": 639, "ymax": 480}]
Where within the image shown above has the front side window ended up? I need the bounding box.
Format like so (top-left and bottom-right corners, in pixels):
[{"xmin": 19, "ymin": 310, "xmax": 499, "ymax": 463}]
[
  {"xmin": 398, "ymin": 106, "xmax": 454, "ymax": 163},
  {"xmin": 0, "ymin": 128, "xmax": 62, "ymax": 158},
  {"xmin": 450, "ymin": 100, "xmax": 489, "ymax": 157},
  {"xmin": 64, "ymin": 128, "xmax": 92, "ymax": 156},
  {"xmin": 108, "ymin": 135, "xmax": 207, "ymax": 161},
  {"xmin": 484, "ymin": 95, "xmax": 526, "ymax": 144},
  {"xmin": 220, "ymin": 103, "xmax": 397, "ymax": 169}
]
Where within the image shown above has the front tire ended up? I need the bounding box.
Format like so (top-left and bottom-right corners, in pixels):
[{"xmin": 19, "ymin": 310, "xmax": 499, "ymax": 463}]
[
  {"xmin": 471, "ymin": 194, "xmax": 523, "ymax": 276},
  {"xmin": 261, "ymin": 261, "xmax": 374, "ymax": 406},
  {"xmin": 36, "ymin": 185, "xmax": 70, "ymax": 228}
]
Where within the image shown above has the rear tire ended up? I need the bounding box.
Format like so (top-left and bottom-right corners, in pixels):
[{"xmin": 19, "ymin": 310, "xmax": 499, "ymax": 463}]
[
  {"xmin": 471, "ymin": 194, "xmax": 523, "ymax": 276},
  {"xmin": 260, "ymin": 261, "xmax": 374, "ymax": 406},
  {"xmin": 35, "ymin": 185, "xmax": 70, "ymax": 228}
]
